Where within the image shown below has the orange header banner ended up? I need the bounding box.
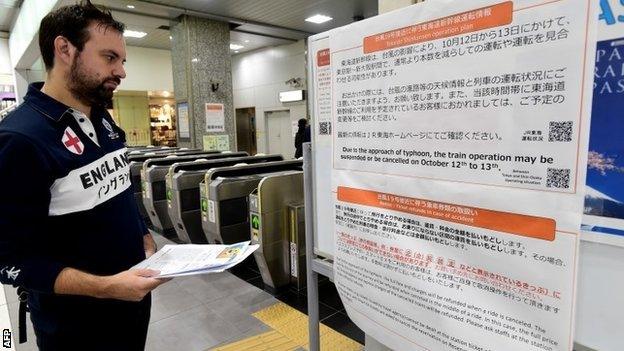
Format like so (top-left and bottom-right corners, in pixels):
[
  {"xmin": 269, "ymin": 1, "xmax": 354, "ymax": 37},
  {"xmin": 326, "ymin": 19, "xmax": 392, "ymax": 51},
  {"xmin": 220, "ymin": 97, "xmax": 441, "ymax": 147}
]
[
  {"xmin": 317, "ymin": 49, "xmax": 330, "ymax": 67},
  {"xmin": 206, "ymin": 104, "xmax": 223, "ymax": 111},
  {"xmin": 363, "ymin": 1, "xmax": 514, "ymax": 54},
  {"xmin": 337, "ymin": 186, "xmax": 555, "ymax": 241}
]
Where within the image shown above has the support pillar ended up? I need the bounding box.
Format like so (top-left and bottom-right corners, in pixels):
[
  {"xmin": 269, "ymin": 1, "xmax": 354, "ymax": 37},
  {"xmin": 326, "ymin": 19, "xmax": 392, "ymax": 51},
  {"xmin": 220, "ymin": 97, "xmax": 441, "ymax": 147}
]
[{"xmin": 170, "ymin": 16, "xmax": 235, "ymax": 150}]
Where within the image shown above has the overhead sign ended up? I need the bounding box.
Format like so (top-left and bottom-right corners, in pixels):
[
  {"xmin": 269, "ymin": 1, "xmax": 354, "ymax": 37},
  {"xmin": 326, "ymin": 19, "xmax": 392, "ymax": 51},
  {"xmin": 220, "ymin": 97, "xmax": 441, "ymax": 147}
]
[{"xmin": 279, "ymin": 90, "xmax": 306, "ymax": 103}]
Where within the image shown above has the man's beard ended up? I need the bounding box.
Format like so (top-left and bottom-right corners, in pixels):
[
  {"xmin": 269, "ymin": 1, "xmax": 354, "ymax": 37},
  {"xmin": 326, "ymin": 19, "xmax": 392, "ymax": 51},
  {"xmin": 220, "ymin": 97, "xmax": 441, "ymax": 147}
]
[{"xmin": 67, "ymin": 54, "xmax": 119, "ymax": 109}]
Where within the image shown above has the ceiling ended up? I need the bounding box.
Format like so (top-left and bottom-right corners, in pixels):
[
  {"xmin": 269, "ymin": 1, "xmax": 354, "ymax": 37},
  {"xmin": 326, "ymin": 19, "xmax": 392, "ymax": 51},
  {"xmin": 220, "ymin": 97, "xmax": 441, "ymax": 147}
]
[
  {"xmin": 2, "ymin": 0, "xmax": 377, "ymax": 54},
  {"xmin": 141, "ymin": 0, "xmax": 377, "ymax": 34},
  {"xmin": 93, "ymin": 0, "xmax": 378, "ymax": 54},
  {"xmin": 110, "ymin": 10, "xmax": 294, "ymax": 52},
  {"xmin": 0, "ymin": 0, "xmax": 20, "ymax": 33}
]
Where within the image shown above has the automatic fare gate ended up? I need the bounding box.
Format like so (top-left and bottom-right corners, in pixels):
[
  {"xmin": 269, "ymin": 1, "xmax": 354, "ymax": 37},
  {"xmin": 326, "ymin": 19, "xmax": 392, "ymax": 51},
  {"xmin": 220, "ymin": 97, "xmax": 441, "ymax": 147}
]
[
  {"xmin": 128, "ymin": 148, "xmax": 206, "ymax": 222},
  {"xmin": 142, "ymin": 152, "xmax": 247, "ymax": 237},
  {"xmin": 167, "ymin": 155, "xmax": 284, "ymax": 243},
  {"xmin": 200, "ymin": 160, "xmax": 303, "ymax": 245},
  {"xmin": 249, "ymin": 172, "xmax": 306, "ymax": 292}
]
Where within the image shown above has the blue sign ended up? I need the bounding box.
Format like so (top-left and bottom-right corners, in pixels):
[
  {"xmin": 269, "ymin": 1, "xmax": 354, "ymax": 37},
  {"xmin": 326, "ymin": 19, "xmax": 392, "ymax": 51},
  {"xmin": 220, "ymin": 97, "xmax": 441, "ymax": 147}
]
[
  {"xmin": 583, "ymin": 34, "xmax": 624, "ymax": 237},
  {"xmin": 599, "ymin": 0, "xmax": 624, "ymax": 26}
]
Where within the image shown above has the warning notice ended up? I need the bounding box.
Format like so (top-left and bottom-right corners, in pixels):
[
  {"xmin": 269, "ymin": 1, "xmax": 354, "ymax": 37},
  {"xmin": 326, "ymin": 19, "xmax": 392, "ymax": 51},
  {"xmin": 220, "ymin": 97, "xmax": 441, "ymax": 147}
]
[{"xmin": 330, "ymin": 1, "xmax": 596, "ymax": 351}]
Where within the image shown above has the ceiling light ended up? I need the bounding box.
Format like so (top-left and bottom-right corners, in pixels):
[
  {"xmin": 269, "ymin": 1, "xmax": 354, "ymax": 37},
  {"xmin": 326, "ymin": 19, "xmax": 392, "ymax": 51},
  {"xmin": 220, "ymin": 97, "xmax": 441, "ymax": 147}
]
[
  {"xmin": 162, "ymin": 91, "xmax": 170, "ymax": 97},
  {"xmin": 191, "ymin": 58, "xmax": 199, "ymax": 62},
  {"xmin": 126, "ymin": 4, "xmax": 135, "ymax": 9},
  {"xmin": 244, "ymin": 40, "xmax": 249, "ymax": 43},
  {"xmin": 305, "ymin": 14, "xmax": 332, "ymax": 24},
  {"xmin": 230, "ymin": 43, "xmax": 244, "ymax": 50},
  {"xmin": 234, "ymin": 51, "xmax": 239, "ymax": 53},
  {"xmin": 124, "ymin": 30, "xmax": 147, "ymax": 38},
  {"xmin": 169, "ymin": 36, "xmax": 173, "ymax": 40}
]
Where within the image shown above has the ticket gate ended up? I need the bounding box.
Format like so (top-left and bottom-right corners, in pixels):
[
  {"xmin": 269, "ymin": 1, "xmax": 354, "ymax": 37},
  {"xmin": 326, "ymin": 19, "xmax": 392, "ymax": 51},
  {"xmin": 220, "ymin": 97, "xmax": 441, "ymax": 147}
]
[
  {"xmin": 128, "ymin": 146, "xmax": 176, "ymax": 153},
  {"xmin": 129, "ymin": 149, "xmax": 205, "ymax": 223},
  {"xmin": 249, "ymin": 172, "xmax": 306, "ymax": 292},
  {"xmin": 200, "ymin": 160, "xmax": 303, "ymax": 245},
  {"xmin": 142, "ymin": 152, "xmax": 247, "ymax": 237},
  {"xmin": 167, "ymin": 155, "xmax": 284, "ymax": 243},
  {"xmin": 128, "ymin": 146, "xmax": 176, "ymax": 154}
]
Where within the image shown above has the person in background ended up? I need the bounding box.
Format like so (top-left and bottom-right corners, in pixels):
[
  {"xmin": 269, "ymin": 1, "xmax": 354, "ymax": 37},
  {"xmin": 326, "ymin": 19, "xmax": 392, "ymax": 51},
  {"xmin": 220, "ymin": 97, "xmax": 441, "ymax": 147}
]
[
  {"xmin": 0, "ymin": 1, "xmax": 167, "ymax": 350},
  {"xmin": 294, "ymin": 118, "xmax": 308, "ymax": 158},
  {"xmin": 303, "ymin": 121, "xmax": 311, "ymax": 144}
]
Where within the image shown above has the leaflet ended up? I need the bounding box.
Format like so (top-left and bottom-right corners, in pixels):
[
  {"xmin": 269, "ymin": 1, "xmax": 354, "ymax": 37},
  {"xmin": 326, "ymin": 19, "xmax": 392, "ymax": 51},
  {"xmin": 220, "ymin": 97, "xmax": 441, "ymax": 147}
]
[{"xmin": 132, "ymin": 241, "xmax": 258, "ymax": 278}]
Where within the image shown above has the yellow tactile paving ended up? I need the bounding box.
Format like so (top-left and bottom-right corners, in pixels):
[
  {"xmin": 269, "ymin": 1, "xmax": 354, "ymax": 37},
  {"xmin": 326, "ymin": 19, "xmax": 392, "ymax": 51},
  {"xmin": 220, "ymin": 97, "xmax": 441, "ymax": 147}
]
[{"xmin": 211, "ymin": 302, "xmax": 363, "ymax": 351}]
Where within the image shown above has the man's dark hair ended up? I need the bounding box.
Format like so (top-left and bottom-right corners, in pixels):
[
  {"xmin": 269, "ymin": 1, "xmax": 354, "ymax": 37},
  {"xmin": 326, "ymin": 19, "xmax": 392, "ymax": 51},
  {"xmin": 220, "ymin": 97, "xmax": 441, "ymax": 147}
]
[{"xmin": 39, "ymin": 0, "xmax": 125, "ymax": 71}]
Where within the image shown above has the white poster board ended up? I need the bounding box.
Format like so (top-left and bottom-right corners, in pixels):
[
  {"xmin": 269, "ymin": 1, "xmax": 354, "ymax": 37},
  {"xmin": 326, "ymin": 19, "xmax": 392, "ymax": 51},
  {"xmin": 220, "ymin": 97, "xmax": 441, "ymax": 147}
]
[
  {"xmin": 205, "ymin": 103, "xmax": 225, "ymax": 132},
  {"xmin": 309, "ymin": 34, "xmax": 335, "ymax": 257},
  {"xmin": 177, "ymin": 101, "xmax": 190, "ymax": 139},
  {"xmin": 329, "ymin": 1, "xmax": 596, "ymax": 351},
  {"xmin": 202, "ymin": 134, "xmax": 230, "ymax": 151}
]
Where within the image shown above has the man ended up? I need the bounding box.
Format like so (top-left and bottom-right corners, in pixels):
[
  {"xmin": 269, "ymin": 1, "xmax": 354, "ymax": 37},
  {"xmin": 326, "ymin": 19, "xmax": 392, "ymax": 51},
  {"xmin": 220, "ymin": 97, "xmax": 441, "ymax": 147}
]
[
  {"xmin": 0, "ymin": 1, "xmax": 167, "ymax": 349},
  {"xmin": 294, "ymin": 118, "xmax": 308, "ymax": 158}
]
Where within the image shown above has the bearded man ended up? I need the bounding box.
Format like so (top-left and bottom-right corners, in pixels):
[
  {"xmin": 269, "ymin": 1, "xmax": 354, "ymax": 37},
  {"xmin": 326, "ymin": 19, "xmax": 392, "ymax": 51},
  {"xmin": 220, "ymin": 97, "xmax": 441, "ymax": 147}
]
[{"xmin": 0, "ymin": 1, "xmax": 168, "ymax": 350}]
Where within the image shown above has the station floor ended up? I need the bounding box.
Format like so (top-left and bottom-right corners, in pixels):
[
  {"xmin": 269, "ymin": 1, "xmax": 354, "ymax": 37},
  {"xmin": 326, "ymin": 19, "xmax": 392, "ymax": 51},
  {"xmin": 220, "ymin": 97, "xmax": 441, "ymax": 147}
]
[{"xmin": 4, "ymin": 233, "xmax": 364, "ymax": 351}]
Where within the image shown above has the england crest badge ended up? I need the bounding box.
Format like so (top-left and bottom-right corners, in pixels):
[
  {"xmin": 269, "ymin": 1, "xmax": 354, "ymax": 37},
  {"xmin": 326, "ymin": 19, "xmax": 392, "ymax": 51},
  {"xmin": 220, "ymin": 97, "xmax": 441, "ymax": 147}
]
[
  {"xmin": 61, "ymin": 127, "xmax": 84, "ymax": 155},
  {"xmin": 102, "ymin": 118, "xmax": 119, "ymax": 139}
]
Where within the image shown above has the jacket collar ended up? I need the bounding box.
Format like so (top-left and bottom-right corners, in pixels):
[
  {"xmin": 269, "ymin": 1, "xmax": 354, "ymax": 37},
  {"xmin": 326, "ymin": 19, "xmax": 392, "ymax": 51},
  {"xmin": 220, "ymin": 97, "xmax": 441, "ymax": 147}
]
[{"xmin": 24, "ymin": 82, "xmax": 105, "ymax": 123}]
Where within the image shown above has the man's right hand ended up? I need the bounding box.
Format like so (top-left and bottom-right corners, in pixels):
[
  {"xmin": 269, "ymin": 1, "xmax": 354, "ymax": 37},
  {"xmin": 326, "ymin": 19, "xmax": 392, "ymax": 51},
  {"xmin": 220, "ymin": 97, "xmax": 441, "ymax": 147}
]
[
  {"xmin": 99, "ymin": 269, "xmax": 169, "ymax": 302},
  {"xmin": 54, "ymin": 267, "xmax": 170, "ymax": 302}
]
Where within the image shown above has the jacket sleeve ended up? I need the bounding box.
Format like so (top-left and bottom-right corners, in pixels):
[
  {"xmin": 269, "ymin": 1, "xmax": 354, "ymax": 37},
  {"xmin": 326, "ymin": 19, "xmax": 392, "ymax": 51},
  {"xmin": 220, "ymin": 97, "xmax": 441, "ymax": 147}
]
[
  {"xmin": 0, "ymin": 132, "xmax": 66, "ymax": 293},
  {"xmin": 136, "ymin": 201, "xmax": 149, "ymax": 235}
]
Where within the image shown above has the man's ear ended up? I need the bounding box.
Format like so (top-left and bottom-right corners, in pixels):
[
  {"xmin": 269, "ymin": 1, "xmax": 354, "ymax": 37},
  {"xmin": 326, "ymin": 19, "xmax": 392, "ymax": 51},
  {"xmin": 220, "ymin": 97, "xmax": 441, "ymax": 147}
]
[{"xmin": 53, "ymin": 36, "xmax": 77, "ymax": 67}]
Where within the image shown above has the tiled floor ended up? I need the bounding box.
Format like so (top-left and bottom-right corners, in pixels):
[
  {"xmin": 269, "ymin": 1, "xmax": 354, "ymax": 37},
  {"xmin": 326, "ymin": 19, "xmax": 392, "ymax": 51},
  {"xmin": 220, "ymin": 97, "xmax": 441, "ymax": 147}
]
[
  {"xmin": 212, "ymin": 302, "xmax": 362, "ymax": 351},
  {"xmin": 3, "ymin": 233, "xmax": 363, "ymax": 351}
]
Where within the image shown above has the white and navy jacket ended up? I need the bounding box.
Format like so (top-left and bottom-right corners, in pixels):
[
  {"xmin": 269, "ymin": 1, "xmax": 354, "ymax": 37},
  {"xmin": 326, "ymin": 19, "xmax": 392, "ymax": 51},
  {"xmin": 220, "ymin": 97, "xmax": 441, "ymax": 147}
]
[{"xmin": 0, "ymin": 83, "xmax": 148, "ymax": 326}]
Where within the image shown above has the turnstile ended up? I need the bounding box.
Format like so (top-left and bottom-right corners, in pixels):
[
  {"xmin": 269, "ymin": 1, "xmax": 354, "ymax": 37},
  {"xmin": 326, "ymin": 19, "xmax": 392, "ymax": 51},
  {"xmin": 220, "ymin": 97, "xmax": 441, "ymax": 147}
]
[
  {"xmin": 142, "ymin": 152, "xmax": 247, "ymax": 237},
  {"xmin": 128, "ymin": 146, "xmax": 175, "ymax": 153},
  {"xmin": 128, "ymin": 149, "xmax": 205, "ymax": 223},
  {"xmin": 249, "ymin": 172, "xmax": 306, "ymax": 291},
  {"xmin": 200, "ymin": 160, "xmax": 303, "ymax": 245},
  {"xmin": 167, "ymin": 155, "xmax": 284, "ymax": 243}
]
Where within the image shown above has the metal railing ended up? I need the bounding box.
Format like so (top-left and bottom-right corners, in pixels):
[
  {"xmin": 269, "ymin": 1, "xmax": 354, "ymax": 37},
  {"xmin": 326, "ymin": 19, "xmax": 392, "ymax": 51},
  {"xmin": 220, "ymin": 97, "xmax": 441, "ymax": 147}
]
[{"xmin": 0, "ymin": 103, "xmax": 17, "ymax": 122}]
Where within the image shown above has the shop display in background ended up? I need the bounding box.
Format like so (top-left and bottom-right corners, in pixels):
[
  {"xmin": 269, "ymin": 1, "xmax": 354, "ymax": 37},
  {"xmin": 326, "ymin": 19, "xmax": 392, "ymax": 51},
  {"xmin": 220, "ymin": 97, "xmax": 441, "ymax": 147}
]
[
  {"xmin": 0, "ymin": 84, "xmax": 17, "ymax": 121},
  {"xmin": 150, "ymin": 101, "xmax": 177, "ymax": 146}
]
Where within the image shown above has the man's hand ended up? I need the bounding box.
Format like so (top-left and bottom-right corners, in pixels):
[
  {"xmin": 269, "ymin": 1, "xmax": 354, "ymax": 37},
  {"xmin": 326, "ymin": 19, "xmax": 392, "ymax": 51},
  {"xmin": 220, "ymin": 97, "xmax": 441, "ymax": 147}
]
[
  {"xmin": 99, "ymin": 269, "xmax": 169, "ymax": 302},
  {"xmin": 54, "ymin": 267, "xmax": 170, "ymax": 302},
  {"xmin": 144, "ymin": 233, "xmax": 157, "ymax": 258}
]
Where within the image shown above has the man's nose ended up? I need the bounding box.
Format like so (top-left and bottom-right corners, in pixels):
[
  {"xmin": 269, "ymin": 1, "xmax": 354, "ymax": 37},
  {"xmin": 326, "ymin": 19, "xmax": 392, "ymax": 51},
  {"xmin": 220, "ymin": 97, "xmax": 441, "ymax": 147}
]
[{"xmin": 113, "ymin": 63, "xmax": 126, "ymax": 79}]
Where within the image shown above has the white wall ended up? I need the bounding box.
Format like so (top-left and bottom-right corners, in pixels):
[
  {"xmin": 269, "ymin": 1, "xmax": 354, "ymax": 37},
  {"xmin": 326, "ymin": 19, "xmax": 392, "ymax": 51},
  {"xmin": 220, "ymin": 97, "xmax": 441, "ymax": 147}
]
[
  {"xmin": 0, "ymin": 39, "xmax": 11, "ymax": 75},
  {"xmin": 576, "ymin": 241, "xmax": 624, "ymax": 351},
  {"xmin": 9, "ymin": 0, "xmax": 66, "ymax": 69},
  {"xmin": 4, "ymin": 46, "xmax": 173, "ymax": 91},
  {"xmin": 231, "ymin": 40, "xmax": 307, "ymax": 155},
  {"xmin": 118, "ymin": 46, "xmax": 174, "ymax": 92},
  {"xmin": 0, "ymin": 39, "xmax": 13, "ymax": 86}
]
